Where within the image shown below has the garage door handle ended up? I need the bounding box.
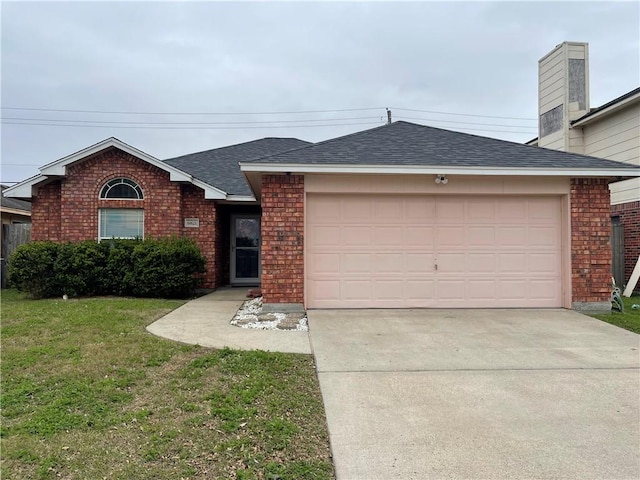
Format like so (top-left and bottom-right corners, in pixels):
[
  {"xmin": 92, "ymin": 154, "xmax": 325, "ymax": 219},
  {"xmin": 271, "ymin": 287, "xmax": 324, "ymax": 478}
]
[{"xmin": 434, "ymin": 260, "xmax": 438, "ymax": 271}]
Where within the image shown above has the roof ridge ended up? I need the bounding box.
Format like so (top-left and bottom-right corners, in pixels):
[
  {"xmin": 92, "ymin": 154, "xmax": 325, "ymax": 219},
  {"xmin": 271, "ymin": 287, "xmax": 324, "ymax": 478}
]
[{"xmin": 164, "ymin": 137, "xmax": 311, "ymax": 161}]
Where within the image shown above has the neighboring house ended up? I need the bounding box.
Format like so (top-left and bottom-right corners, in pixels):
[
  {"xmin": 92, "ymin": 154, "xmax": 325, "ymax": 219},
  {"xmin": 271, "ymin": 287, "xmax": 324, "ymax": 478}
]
[
  {"xmin": 5, "ymin": 121, "xmax": 640, "ymax": 312},
  {"xmin": 526, "ymin": 41, "xmax": 640, "ymax": 288},
  {"xmin": 1, "ymin": 185, "xmax": 32, "ymax": 287},
  {"xmin": 1, "ymin": 184, "xmax": 31, "ymax": 224}
]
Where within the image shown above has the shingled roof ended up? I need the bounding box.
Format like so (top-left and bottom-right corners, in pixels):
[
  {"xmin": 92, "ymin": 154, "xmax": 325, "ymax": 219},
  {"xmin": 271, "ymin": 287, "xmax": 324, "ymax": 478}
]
[
  {"xmin": 243, "ymin": 121, "xmax": 640, "ymax": 171},
  {"xmin": 164, "ymin": 137, "xmax": 311, "ymax": 196},
  {"xmin": 1, "ymin": 185, "xmax": 31, "ymax": 212}
]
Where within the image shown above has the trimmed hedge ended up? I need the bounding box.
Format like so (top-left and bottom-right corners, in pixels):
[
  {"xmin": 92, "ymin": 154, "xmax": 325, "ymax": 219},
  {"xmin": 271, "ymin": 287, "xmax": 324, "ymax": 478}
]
[{"xmin": 8, "ymin": 237, "xmax": 206, "ymax": 299}]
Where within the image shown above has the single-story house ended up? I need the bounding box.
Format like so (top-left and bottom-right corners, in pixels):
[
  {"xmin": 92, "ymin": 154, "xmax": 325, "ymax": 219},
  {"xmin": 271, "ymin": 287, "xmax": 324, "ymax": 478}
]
[{"xmin": 5, "ymin": 121, "xmax": 640, "ymax": 311}]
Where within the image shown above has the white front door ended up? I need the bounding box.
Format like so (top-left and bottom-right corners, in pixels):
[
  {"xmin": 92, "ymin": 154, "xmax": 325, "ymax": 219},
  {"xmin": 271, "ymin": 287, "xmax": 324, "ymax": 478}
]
[{"xmin": 231, "ymin": 215, "xmax": 261, "ymax": 285}]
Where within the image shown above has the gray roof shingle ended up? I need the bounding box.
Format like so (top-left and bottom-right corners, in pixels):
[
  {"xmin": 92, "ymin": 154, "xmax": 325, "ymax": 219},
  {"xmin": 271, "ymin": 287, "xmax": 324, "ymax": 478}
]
[
  {"xmin": 164, "ymin": 137, "xmax": 311, "ymax": 195},
  {"xmin": 245, "ymin": 121, "xmax": 640, "ymax": 170},
  {"xmin": 1, "ymin": 185, "xmax": 31, "ymax": 211}
]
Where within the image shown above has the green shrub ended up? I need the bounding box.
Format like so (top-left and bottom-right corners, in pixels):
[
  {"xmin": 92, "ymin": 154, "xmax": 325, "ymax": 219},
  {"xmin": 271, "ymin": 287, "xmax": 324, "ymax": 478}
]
[
  {"xmin": 7, "ymin": 241, "xmax": 61, "ymax": 298},
  {"xmin": 7, "ymin": 237, "xmax": 206, "ymax": 299}
]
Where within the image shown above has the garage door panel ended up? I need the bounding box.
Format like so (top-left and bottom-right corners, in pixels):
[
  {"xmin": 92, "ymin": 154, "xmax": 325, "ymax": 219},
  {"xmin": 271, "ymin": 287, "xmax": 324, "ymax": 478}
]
[
  {"xmin": 528, "ymin": 226, "xmax": 560, "ymax": 246},
  {"xmin": 529, "ymin": 253, "xmax": 559, "ymax": 273},
  {"xmin": 342, "ymin": 280, "xmax": 372, "ymax": 300},
  {"xmin": 309, "ymin": 226, "xmax": 341, "ymax": 247},
  {"xmin": 405, "ymin": 253, "xmax": 435, "ymax": 272},
  {"xmin": 343, "ymin": 253, "xmax": 372, "ymax": 273},
  {"xmin": 406, "ymin": 226, "xmax": 435, "ymax": 246},
  {"xmin": 373, "ymin": 226, "xmax": 404, "ymax": 246},
  {"xmin": 373, "ymin": 253, "xmax": 404, "ymax": 273},
  {"xmin": 468, "ymin": 226, "xmax": 496, "ymax": 245},
  {"xmin": 309, "ymin": 253, "xmax": 340, "ymax": 274},
  {"xmin": 306, "ymin": 194, "xmax": 563, "ymax": 308}
]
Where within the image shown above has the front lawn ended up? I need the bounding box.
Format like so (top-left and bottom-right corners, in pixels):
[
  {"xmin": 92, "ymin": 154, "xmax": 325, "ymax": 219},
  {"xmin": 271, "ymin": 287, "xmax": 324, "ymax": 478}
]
[
  {"xmin": 589, "ymin": 296, "xmax": 640, "ymax": 334},
  {"xmin": 0, "ymin": 290, "xmax": 334, "ymax": 479}
]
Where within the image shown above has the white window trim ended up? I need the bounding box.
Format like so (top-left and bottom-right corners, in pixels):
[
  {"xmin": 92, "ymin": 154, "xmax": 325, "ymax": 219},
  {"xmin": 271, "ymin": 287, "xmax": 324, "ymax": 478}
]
[
  {"xmin": 99, "ymin": 177, "xmax": 144, "ymax": 200},
  {"xmin": 98, "ymin": 208, "xmax": 144, "ymax": 242}
]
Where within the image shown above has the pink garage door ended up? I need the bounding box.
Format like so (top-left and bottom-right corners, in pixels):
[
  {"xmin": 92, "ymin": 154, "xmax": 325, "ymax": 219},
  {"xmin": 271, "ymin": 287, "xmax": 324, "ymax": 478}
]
[{"xmin": 306, "ymin": 194, "xmax": 563, "ymax": 308}]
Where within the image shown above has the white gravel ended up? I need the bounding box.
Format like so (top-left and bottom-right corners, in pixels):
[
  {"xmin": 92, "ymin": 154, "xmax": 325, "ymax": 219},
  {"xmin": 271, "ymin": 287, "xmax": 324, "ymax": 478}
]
[{"xmin": 230, "ymin": 297, "xmax": 308, "ymax": 331}]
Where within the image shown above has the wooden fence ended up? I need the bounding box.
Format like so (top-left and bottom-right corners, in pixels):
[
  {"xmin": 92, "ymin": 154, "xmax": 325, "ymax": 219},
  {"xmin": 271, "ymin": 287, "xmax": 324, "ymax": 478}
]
[
  {"xmin": 611, "ymin": 220, "xmax": 625, "ymax": 289},
  {"xmin": 1, "ymin": 223, "xmax": 31, "ymax": 288}
]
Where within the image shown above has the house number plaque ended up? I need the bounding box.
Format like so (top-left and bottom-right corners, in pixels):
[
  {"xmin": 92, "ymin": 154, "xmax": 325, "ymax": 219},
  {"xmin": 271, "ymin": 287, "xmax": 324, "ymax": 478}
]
[{"xmin": 184, "ymin": 218, "xmax": 199, "ymax": 228}]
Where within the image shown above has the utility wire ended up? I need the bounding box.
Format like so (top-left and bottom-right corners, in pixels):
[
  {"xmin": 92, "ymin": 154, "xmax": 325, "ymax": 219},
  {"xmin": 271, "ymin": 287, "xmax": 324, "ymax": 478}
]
[
  {"xmin": 0, "ymin": 115, "xmax": 383, "ymax": 125},
  {"xmin": 0, "ymin": 106, "xmax": 385, "ymax": 116},
  {"xmin": 1, "ymin": 115, "xmax": 536, "ymax": 129},
  {"xmin": 2, "ymin": 105, "xmax": 538, "ymax": 122},
  {"xmin": 1, "ymin": 120, "xmax": 384, "ymax": 130},
  {"xmin": 388, "ymin": 115, "xmax": 536, "ymax": 130},
  {"xmin": 391, "ymin": 107, "xmax": 536, "ymax": 121}
]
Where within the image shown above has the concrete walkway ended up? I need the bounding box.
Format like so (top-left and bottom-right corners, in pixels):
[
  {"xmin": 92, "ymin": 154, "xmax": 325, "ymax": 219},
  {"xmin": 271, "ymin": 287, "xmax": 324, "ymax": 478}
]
[
  {"xmin": 309, "ymin": 309, "xmax": 640, "ymax": 480},
  {"xmin": 146, "ymin": 288, "xmax": 311, "ymax": 354}
]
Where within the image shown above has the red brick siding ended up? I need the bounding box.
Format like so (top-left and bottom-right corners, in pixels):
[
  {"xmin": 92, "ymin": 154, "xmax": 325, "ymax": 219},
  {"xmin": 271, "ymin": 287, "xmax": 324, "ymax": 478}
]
[
  {"xmin": 62, "ymin": 148, "xmax": 182, "ymax": 241},
  {"xmin": 31, "ymin": 182, "xmax": 62, "ymax": 241},
  {"xmin": 611, "ymin": 200, "xmax": 640, "ymax": 285},
  {"xmin": 570, "ymin": 178, "xmax": 612, "ymax": 303},
  {"xmin": 181, "ymin": 185, "xmax": 219, "ymax": 288},
  {"xmin": 31, "ymin": 148, "xmax": 219, "ymax": 288},
  {"xmin": 261, "ymin": 175, "xmax": 304, "ymax": 304}
]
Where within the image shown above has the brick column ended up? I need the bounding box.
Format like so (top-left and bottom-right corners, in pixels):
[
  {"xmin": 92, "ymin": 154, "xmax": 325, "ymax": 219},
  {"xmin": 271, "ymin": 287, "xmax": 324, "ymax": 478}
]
[
  {"xmin": 260, "ymin": 174, "xmax": 304, "ymax": 307},
  {"xmin": 181, "ymin": 185, "xmax": 217, "ymax": 289},
  {"xmin": 31, "ymin": 182, "xmax": 62, "ymax": 241},
  {"xmin": 570, "ymin": 178, "xmax": 612, "ymax": 311}
]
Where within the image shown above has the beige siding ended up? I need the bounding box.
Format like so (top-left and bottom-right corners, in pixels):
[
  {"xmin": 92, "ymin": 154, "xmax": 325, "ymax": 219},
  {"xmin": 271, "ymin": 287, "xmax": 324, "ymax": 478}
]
[
  {"xmin": 610, "ymin": 178, "xmax": 640, "ymax": 204},
  {"xmin": 583, "ymin": 103, "xmax": 640, "ymax": 166},
  {"xmin": 541, "ymin": 130, "xmax": 566, "ymax": 151},
  {"xmin": 538, "ymin": 48, "xmax": 565, "ymax": 116}
]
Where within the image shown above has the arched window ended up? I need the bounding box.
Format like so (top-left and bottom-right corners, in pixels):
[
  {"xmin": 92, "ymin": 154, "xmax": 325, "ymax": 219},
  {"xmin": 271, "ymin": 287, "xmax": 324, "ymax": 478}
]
[{"xmin": 99, "ymin": 178, "xmax": 143, "ymax": 200}]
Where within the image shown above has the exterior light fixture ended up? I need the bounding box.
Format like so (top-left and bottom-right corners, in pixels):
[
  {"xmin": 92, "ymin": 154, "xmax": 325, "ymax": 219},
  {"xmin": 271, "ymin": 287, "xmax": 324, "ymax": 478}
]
[{"xmin": 435, "ymin": 174, "xmax": 448, "ymax": 185}]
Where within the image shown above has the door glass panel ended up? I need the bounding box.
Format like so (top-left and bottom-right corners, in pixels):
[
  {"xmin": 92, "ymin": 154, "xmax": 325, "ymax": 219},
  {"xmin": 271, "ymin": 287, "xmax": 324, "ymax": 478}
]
[
  {"xmin": 236, "ymin": 249, "xmax": 259, "ymax": 278},
  {"xmin": 235, "ymin": 218, "xmax": 260, "ymax": 247}
]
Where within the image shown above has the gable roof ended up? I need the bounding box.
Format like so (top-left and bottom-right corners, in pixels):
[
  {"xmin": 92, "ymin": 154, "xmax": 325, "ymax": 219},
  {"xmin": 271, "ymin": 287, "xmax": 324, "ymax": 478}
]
[
  {"xmin": 164, "ymin": 137, "xmax": 311, "ymax": 197},
  {"xmin": 241, "ymin": 121, "xmax": 640, "ymax": 174},
  {"xmin": 4, "ymin": 137, "xmax": 227, "ymax": 200}
]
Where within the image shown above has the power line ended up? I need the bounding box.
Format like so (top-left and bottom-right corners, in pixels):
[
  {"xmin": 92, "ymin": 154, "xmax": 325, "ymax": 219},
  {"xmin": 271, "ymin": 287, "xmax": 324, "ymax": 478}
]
[
  {"xmin": 2, "ymin": 105, "xmax": 538, "ymax": 121},
  {"xmin": 0, "ymin": 115, "xmax": 383, "ymax": 126},
  {"xmin": 1, "ymin": 115, "xmax": 536, "ymax": 130},
  {"xmin": 1, "ymin": 120, "xmax": 384, "ymax": 130},
  {"xmin": 390, "ymin": 115, "xmax": 536, "ymax": 130},
  {"xmin": 394, "ymin": 117, "xmax": 534, "ymax": 135},
  {"xmin": 0, "ymin": 106, "xmax": 385, "ymax": 116},
  {"xmin": 391, "ymin": 107, "xmax": 537, "ymax": 121}
]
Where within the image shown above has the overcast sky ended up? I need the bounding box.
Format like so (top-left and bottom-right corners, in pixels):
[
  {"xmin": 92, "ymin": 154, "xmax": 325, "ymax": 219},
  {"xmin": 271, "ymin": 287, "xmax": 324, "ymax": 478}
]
[{"xmin": 2, "ymin": 1, "xmax": 639, "ymax": 184}]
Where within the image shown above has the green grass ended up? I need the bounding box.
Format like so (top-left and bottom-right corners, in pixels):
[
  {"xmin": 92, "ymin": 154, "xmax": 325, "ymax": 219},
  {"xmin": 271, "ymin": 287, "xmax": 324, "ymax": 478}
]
[
  {"xmin": 1, "ymin": 289, "xmax": 334, "ymax": 480},
  {"xmin": 590, "ymin": 295, "xmax": 640, "ymax": 333}
]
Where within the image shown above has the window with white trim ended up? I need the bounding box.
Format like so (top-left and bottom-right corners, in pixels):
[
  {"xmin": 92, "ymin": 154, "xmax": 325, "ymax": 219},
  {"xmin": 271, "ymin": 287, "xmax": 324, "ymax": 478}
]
[
  {"xmin": 99, "ymin": 209, "xmax": 144, "ymax": 240},
  {"xmin": 99, "ymin": 178, "xmax": 143, "ymax": 199}
]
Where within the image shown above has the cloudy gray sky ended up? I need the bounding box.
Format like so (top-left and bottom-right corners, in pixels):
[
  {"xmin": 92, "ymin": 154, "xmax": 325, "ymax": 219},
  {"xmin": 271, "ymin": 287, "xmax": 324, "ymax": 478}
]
[{"xmin": 2, "ymin": 1, "xmax": 639, "ymax": 184}]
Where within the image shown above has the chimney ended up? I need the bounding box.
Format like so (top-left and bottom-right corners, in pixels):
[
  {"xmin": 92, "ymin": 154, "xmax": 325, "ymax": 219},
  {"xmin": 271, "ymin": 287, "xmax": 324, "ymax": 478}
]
[{"xmin": 537, "ymin": 42, "xmax": 590, "ymax": 152}]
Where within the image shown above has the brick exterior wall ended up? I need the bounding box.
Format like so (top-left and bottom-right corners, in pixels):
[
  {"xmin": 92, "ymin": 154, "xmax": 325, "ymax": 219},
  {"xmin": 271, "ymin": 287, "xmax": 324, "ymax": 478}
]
[
  {"xmin": 570, "ymin": 178, "xmax": 612, "ymax": 304},
  {"xmin": 180, "ymin": 184, "xmax": 218, "ymax": 288},
  {"xmin": 611, "ymin": 201, "xmax": 640, "ymax": 286},
  {"xmin": 31, "ymin": 182, "xmax": 62, "ymax": 241},
  {"xmin": 260, "ymin": 174, "xmax": 304, "ymax": 304},
  {"xmin": 30, "ymin": 148, "xmax": 220, "ymax": 288}
]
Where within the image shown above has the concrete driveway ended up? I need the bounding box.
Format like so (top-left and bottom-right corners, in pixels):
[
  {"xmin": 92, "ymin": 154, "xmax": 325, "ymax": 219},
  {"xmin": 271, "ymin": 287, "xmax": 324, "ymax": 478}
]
[{"xmin": 308, "ymin": 309, "xmax": 640, "ymax": 480}]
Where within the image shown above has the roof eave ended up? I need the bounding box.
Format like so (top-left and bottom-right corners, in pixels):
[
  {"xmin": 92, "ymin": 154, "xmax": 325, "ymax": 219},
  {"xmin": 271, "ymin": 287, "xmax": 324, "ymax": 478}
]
[
  {"xmin": 571, "ymin": 91, "xmax": 640, "ymax": 127},
  {"xmin": 239, "ymin": 163, "xmax": 640, "ymax": 178}
]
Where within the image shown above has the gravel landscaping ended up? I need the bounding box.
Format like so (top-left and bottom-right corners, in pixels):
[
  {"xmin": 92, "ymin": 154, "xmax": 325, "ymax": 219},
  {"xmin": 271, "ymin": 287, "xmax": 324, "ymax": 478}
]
[{"xmin": 231, "ymin": 297, "xmax": 309, "ymax": 331}]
